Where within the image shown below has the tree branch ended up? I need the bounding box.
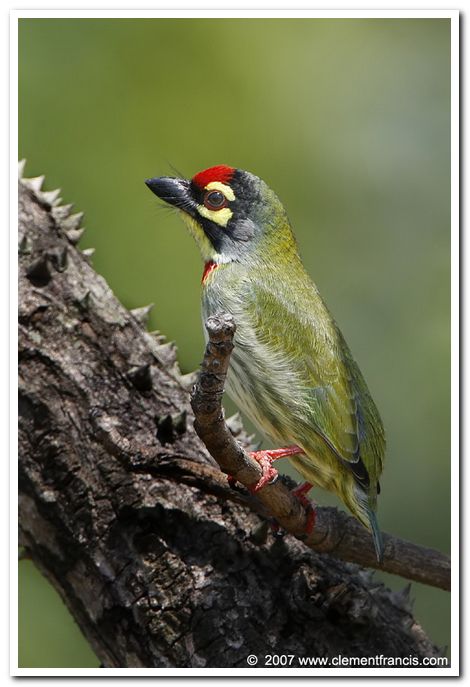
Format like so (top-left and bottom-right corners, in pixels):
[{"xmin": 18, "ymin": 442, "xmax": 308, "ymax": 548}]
[
  {"xmin": 18, "ymin": 167, "xmax": 444, "ymax": 667},
  {"xmin": 190, "ymin": 314, "xmax": 451, "ymax": 593}
]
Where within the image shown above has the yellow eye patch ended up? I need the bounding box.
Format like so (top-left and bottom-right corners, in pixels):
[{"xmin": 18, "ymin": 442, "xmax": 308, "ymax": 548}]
[
  {"xmin": 205, "ymin": 181, "xmax": 236, "ymax": 201},
  {"xmin": 197, "ymin": 205, "xmax": 233, "ymax": 227},
  {"xmin": 196, "ymin": 181, "xmax": 236, "ymax": 227}
]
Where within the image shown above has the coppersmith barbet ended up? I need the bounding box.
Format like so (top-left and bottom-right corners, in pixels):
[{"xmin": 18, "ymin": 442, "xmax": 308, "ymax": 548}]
[{"xmin": 145, "ymin": 165, "xmax": 386, "ymax": 561}]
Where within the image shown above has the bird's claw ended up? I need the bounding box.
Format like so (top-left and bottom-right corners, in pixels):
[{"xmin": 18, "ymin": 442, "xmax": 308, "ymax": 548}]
[
  {"xmin": 248, "ymin": 450, "xmax": 279, "ymax": 492},
  {"xmin": 291, "ymin": 481, "xmax": 316, "ymax": 534}
]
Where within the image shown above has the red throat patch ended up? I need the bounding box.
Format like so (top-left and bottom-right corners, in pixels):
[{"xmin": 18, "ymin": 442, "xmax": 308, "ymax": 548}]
[
  {"xmin": 192, "ymin": 165, "xmax": 236, "ymax": 190},
  {"xmin": 202, "ymin": 261, "xmax": 218, "ymax": 284}
]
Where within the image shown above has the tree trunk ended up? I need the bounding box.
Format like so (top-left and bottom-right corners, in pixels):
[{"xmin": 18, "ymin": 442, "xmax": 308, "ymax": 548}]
[{"xmin": 18, "ymin": 174, "xmax": 441, "ymax": 668}]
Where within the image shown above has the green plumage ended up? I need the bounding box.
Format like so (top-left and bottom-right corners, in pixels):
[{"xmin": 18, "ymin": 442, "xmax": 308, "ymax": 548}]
[
  {"xmin": 203, "ymin": 255, "xmax": 384, "ymax": 556},
  {"xmin": 201, "ymin": 180, "xmax": 385, "ymax": 560},
  {"xmin": 146, "ymin": 166, "xmax": 386, "ymax": 560}
]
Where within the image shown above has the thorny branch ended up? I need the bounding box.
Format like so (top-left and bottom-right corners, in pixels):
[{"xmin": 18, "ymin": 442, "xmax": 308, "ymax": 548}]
[{"xmin": 18, "ymin": 166, "xmax": 447, "ymax": 666}]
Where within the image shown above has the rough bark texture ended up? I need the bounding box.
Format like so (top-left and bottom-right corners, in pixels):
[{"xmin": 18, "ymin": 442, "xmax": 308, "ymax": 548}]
[{"xmin": 18, "ymin": 174, "xmax": 442, "ymax": 668}]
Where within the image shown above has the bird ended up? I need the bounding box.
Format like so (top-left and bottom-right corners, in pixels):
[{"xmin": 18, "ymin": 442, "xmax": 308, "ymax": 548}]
[{"xmin": 145, "ymin": 165, "xmax": 386, "ymax": 561}]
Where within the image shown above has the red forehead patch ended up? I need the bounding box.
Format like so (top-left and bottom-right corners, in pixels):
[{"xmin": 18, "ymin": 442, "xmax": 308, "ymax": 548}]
[{"xmin": 192, "ymin": 165, "xmax": 236, "ymax": 190}]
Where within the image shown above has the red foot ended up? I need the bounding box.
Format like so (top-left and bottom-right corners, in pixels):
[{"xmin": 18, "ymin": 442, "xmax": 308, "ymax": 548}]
[
  {"xmin": 292, "ymin": 481, "xmax": 316, "ymax": 534},
  {"xmin": 292, "ymin": 481, "xmax": 313, "ymax": 501},
  {"xmin": 249, "ymin": 445, "xmax": 303, "ymax": 493}
]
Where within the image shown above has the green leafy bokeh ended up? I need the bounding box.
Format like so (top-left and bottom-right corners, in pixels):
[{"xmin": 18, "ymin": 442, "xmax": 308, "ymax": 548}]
[{"xmin": 18, "ymin": 18, "xmax": 451, "ymax": 667}]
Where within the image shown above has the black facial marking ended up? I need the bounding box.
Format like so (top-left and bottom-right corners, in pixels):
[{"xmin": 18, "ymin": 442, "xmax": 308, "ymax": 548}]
[{"xmin": 187, "ymin": 169, "xmax": 265, "ymax": 256}]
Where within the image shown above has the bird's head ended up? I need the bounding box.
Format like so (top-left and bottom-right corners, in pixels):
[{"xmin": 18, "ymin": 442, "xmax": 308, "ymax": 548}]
[{"xmin": 145, "ymin": 165, "xmax": 297, "ymax": 265}]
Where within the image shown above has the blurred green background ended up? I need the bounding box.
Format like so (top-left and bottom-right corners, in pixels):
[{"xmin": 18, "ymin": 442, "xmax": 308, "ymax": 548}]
[{"xmin": 18, "ymin": 18, "xmax": 451, "ymax": 667}]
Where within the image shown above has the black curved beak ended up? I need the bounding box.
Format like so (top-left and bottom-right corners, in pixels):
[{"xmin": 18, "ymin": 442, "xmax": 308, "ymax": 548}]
[{"xmin": 145, "ymin": 176, "xmax": 195, "ymax": 216}]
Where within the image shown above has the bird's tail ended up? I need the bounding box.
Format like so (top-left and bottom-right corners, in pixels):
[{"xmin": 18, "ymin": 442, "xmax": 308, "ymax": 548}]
[
  {"xmin": 354, "ymin": 486, "xmax": 384, "ymax": 563},
  {"xmin": 367, "ymin": 508, "xmax": 384, "ymax": 564}
]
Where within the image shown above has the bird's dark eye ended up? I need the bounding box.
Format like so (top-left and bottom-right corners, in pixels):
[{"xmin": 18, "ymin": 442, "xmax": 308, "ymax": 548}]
[{"xmin": 204, "ymin": 190, "xmax": 228, "ymax": 210}]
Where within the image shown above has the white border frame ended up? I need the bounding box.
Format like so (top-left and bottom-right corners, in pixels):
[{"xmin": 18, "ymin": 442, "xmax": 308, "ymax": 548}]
[{"xmin": 10, "ymin": 8, "xmax": 459, "ymax": 678}]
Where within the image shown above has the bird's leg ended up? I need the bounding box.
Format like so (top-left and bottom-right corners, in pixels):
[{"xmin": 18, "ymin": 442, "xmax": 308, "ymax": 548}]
[
  {"xmin": 227, "ymin": 448, "xmax": 316, "ymax": 535},
  {"xmin": 248, "ymin": 445, "xmax": 304, "ymax": 492},
  {"xmin": 291, "ymin": 481, "xmax": 313, "ymax": 500},
  {"xmin": 265, "ymin": 482, "xmax": 316, "ymax": 538},
  {"xmin": 226, "ymin": 445, "xmax": 303, "ymax": 491},
  {"xmin": 291, "ymin": 481, "xmax": 316, "ymax": 534}
]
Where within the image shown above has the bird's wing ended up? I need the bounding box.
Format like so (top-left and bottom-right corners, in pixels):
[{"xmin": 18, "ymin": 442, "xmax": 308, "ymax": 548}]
[{"xmin": 243, "ymin": 279, "xmax": 375, "ymax": 474}]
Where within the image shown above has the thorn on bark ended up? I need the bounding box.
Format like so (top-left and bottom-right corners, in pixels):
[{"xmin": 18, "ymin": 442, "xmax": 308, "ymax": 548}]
[
  {"xmin": 26, "ymin": 254, "xmax": 52, "ymax": 286},
  {"xmin": 49, "ymin": 246, "xmax": 68, "ymax": 272},
  {"xmin": 131, "ymin": 304, "xmax": 154, "ymax": 327},
  {"xmin": 155, "ymin": 414, "xmax": 174, "ymax": 445},
  {"xmin": 52, "ymin": 203, "xmax": 74, "ymax": 222},
  {"xmin": 172, "ymin": 410, "xmax": 187, "ymax": 435},
  {"xmin": 75, "ymin": 291, "xmax": 92, "ymax": 311},
  {"xmin": 82, "ymin": 247, "xmax": 95, "ymax": 261},
  {"xmin": 179, "ymin": 370, "xmax": 199, "ymax": 390},
  {"xmin": 155, "ymin": 341, "xmax": 177, "ymax": 365},
  {"xmin": 393, "ymin": 583, "xmax": 414, "ymax": 613},
  {"xmin": 65, "ymin": 227, "xmax": 85, "ymax": 245},
  {"xmin": 65, "ymin": 227, "xmax": 85, "ymax": 246},
  {"xmin": 22, "ymin": 175, "xmax": 45, "ymax": 195},
  {"xmin": 128, "ymin": 363, "xmax": 153, "ymax": 392},
  {"xmin": 403, "ymin": 617, "xmax": 415, "ymax": 631},
  {"xmin": 226, "ymin": 412, "xmax": 243, "ymax": 436},
  {"xmin": 40, "ymin": 189, "xmax": 61, "ymax": 207},
  {"xmin": 148, "ymin": 330, "xmax": 166, "ymax": 344},
  {"xmin": 19, "ymin": 235, "xmax": 32, "ymax": 255},
  {"xmin": 62, "ymin": 212, "xmax": 84, "ymax": 232},
  {"xmin": 154, "ymin": 410, "xmax": 186, "ymax": 444}
]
